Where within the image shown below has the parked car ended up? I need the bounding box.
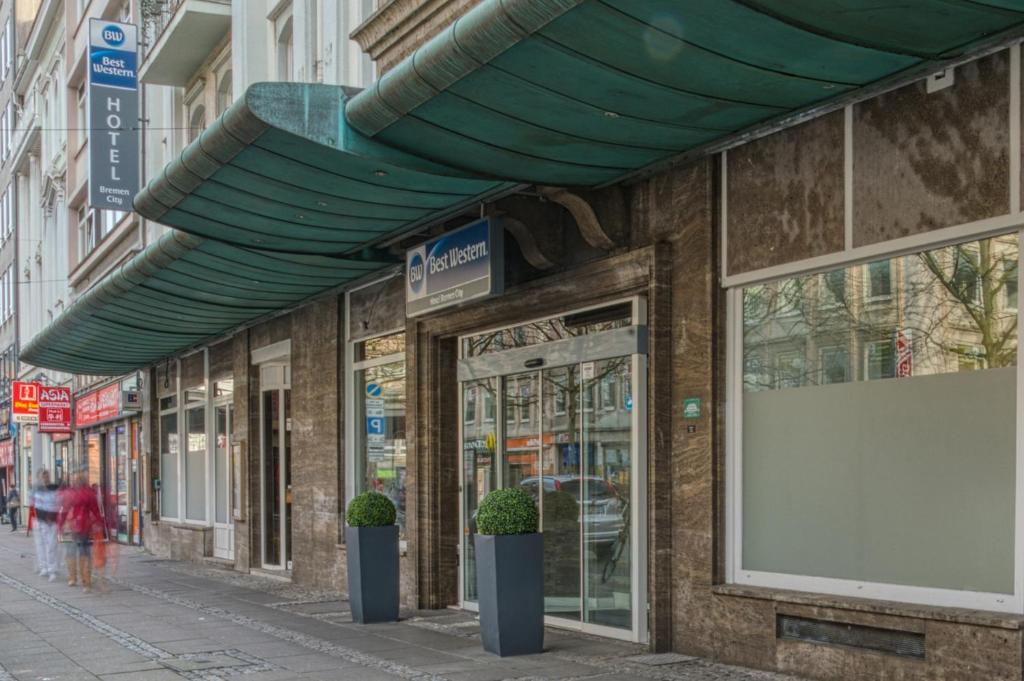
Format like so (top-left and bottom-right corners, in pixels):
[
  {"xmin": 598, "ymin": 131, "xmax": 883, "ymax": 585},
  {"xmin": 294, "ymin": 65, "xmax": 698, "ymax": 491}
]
[{"xmin": 518, "ymin": 475, "xmax": 625, "ymax": 551}]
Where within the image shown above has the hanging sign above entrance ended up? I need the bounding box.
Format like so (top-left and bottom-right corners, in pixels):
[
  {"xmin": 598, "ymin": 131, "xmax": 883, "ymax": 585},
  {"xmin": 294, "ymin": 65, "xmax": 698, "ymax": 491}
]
[
  {"xmin": 12, "ymin": 381, "xmax": 39, "ymax": 424},
  {"xmin": 38, "ymin": 386, "xmax": 72, "ymax": 434},
  {"xmin": 406, "ymin": 218, "xmax": 504, "ymax": 317}
]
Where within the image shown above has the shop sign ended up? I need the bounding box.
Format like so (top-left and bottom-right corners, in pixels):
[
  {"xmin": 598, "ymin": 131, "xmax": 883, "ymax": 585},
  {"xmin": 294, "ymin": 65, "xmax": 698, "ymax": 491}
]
[
  {"xmin": 12, "ymin": 381, "xmax": 39, "ymax": 424},
  {"xmin": 366, "ymin": 397, "xmax": 385, "ymax": 457},
  {"xmin": 0, "ymin": 406, "xmax": 10, "ymax": 440},
  {"xmin": 75, "ymin": 383, "xmax": 121, "ymax": 428},
  {"xmin": 405, "ymin": 217, "xmax": 504, "ymax": 317},
  {"xmin": 88, "ymin": 19, "xmax": 140, "ymax": 210},
  {"xmin": 896, "ymin": 329, "xmax": 913, "ymax": 378},
  {"xmin": 0, "ymin": 439, "xmax": 11, "ymax": 467},
  {"xmin": 38, "ymin": 386, "xmax": 72, "ymax": 433}
]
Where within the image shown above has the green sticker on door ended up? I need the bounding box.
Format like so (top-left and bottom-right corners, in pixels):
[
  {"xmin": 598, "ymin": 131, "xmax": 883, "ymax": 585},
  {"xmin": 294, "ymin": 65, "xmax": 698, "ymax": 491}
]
[{"xmin": 682, "ymin": 398, "xmax": 701, "ymax": 419}]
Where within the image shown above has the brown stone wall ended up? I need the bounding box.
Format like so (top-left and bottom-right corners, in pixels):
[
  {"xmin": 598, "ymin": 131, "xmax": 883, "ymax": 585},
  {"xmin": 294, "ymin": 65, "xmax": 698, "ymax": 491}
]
[
  {"xmin": 727, "ymin": 112, "xmax": 846, "ymax": 274},
  {"xmin": 289, "ymin": 297, "xmax": 344, "ymax": 591},
  {"xmin": 853, "ymin": 51, "xmax": 1010, "ymax": 246},
  {"xmin": 351, "ymin": 0, "xmax": 480, "ymax": 74},
  {"xmin": 726, "ymin": 49, "xmax": 1012, "ymax": 277},
  {"xmin": 208, "ymin": 340, "xmax": 233, "ymax": 381},
  {"xmin": 348, "ymin": 274, "xmax": 404, "ymax": 341},
  {"xmin": 231, "ymin": 332, "xmax": 251, "ymax": 572}
]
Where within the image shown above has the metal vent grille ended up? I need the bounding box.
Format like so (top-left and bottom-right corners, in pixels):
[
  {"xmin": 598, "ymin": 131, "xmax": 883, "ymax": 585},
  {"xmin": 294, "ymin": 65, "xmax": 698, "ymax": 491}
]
[{"xmin": 777, "ymin": 615, "xmax": 926, "ymax": 659}]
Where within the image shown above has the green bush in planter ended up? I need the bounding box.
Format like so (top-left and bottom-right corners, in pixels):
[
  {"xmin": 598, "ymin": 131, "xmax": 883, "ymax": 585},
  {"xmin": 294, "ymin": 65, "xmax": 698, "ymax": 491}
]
[
  {"xmin": 346, "ymin": 491, "xmax": 397, "ymax": 528},
  {"xmin": 477, "ymin": 488, "xmax": 539, "ymax": 536}
]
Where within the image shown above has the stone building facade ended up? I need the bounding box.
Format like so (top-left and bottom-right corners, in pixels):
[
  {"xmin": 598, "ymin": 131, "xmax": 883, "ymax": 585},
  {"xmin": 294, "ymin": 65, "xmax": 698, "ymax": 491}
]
[{"xmin": 18, "ymin": 2, "xmax": 1024, "ymax": 680}]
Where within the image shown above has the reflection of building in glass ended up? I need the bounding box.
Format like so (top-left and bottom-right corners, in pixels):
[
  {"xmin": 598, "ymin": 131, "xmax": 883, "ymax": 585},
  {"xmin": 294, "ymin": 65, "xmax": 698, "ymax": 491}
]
[
  {"xmin": 354, "ymin": 331, "xmax": 407, "ymax": 530},
  {"xmin": 743, "ymin": 235, "xmax": 1019, "ymax": 392}
]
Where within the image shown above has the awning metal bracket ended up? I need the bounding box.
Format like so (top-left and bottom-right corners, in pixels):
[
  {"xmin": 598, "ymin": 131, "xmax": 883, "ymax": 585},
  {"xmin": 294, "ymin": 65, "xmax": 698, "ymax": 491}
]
[{"xmin": 538, "ymin": 186, "xmax": 616, "ymax": 250}]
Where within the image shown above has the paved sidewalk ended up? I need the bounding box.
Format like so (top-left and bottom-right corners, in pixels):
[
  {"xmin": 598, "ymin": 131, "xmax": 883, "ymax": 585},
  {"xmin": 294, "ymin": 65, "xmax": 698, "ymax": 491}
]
[{"xmin": 0, "ymin": 530, "xmax": 805, "ymax": 681}]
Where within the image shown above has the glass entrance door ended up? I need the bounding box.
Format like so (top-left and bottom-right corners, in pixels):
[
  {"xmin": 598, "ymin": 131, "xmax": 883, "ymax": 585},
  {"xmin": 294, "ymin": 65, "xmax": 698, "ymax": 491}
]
[
  {"xmin": 459, "ymin": 325, "xmax": 646, "ymax": 642},
  {"xmin": 260, "ymin": 369, "xmax": 291, "ymax": 570},
  {"xmin": 213, "ymin": 402, "xmax": 234, "ymax": 560}
]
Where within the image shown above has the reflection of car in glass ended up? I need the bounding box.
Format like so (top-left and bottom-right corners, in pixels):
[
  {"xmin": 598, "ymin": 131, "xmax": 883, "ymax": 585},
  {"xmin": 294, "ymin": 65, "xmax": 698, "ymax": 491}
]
[{"xmin": 519, "ymin": 476, "xmax": 625, "ymax": 552}]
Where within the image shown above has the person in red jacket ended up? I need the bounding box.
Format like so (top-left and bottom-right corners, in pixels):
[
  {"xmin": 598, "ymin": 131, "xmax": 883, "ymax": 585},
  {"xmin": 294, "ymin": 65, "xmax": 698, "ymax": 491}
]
[{"xmin": 57, "ymin": 473, "xmax": 102, "ymax": 591}]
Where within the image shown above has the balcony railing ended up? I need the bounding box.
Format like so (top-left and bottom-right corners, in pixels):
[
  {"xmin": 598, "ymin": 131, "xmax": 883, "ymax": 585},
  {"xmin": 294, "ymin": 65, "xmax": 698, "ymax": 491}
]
[{"xmin": 141, "ymin": 0, "xmax": 230, "ymax": 61}]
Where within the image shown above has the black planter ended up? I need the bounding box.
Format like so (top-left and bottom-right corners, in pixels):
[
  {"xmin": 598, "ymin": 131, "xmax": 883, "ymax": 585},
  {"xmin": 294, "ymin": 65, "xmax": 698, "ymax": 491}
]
[
  {"xmin": 474, "ymin": 532, "xmax": 544, "ymax": 656},
  {"xmin": 346, "ymin": 525, "xmax": 399, "ymax": 624}
]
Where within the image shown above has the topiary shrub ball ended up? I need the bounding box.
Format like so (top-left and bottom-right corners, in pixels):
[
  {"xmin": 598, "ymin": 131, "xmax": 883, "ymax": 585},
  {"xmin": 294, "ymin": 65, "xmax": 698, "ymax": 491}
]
[
  {"xmin": 346, "ymin": 491, "xmax": 397, "ymax": 528},
  {"xmin": 476, "ymin": 487, "xmax": 539, "ymax": 536}
]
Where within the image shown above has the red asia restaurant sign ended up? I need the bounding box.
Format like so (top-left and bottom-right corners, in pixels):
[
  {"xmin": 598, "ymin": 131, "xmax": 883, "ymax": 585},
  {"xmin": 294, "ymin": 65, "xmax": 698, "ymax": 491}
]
[
  {"xmin": 12, "ymin": 381, "xmax": 39, "ymax": 424},
  {"xmin": 38, "ymin": 386, "xmax": 72, "ymax": 433},
  {"xmin": 76, "ymin": 384, "xmax": 121, "ymax": 429}
]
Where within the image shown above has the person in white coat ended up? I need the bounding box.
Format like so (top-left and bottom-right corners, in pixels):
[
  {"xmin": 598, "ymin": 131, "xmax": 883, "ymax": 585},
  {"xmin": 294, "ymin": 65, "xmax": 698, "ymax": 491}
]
[{"xmin": 32, "ymin": 469, "xmax": 60, "ymax": 581}]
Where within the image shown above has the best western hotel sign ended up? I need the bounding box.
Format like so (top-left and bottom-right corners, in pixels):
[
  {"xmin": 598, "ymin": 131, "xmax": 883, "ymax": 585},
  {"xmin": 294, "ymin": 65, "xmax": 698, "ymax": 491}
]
[
  {"xmin": 405, "ymin": 218, "xmax": 503, "ymax": 317},
  {"xmin": 88, "ymin": 20, "xmax": 139, "ymax": 210}
]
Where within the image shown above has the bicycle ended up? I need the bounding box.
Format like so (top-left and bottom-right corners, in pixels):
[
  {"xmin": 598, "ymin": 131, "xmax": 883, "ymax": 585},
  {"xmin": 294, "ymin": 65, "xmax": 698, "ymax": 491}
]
[{"xmin": 601, "ymin": 501, "xmax": 629, "ymax": 584}]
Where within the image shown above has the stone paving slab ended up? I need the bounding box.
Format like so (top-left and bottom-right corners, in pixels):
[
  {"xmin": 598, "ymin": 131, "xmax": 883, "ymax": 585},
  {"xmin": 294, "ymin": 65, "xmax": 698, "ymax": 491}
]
[{"xmin": 0, "ymin": 530, "xmax": 810, "ymax": 681}]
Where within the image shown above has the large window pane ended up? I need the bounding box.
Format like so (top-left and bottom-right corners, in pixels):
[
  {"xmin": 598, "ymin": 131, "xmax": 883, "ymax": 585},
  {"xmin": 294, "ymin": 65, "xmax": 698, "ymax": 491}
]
[
  {"xmin": 185, "ymin": 406, "xmax": 206, "ymax": 522},
  {"xmin": 215, "ymin": 406, "xmax": 228, "ymax": 524},
  {"xmin": 354, "ymin": 359, "xmax": 407, "ymax": 531},
  {"xmin": 159, "ymin": 413, "xmax": 178, "ymax": 518},
  {"xmin": 462, "ymin": 303, "xmax": 632, "ymax": 357},
  {"xmin": 741, "ymin": 235, "xmax": 1018, "ymax": 594}
]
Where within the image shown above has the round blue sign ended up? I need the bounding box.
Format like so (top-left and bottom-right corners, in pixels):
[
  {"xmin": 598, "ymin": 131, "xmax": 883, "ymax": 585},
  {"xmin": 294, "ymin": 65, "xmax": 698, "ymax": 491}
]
[
  {"xmin": 408, "ymin": 252, "xmax": 425, "ymax": 294},
  {"xmin": 102, "ymin": 25, "xmax": 126, "ymax": 47},
  {"xmin": 366, "ymin": 382, "xmax": 383, "ymax": 398}
]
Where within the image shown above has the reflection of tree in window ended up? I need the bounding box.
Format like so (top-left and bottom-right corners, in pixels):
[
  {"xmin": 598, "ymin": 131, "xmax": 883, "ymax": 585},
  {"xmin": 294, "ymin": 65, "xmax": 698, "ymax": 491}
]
[
  {"xmin": 1004, "ymin": 258, "xmax": 1018, "ymax": 310},
  {"xmin": 742, "ymin": 235, "xmax": 1019, "ymax": 393},
  {"xmin": 776, "ymin": 351, "xmax": 805, "ymax": 388},
  {"xmin": 950, "ymin": 249, "xmax": 980, "ymax": 303},
  {"xmin": 822, "ymin": 269, "xmax": 846, "ymax": 306}
]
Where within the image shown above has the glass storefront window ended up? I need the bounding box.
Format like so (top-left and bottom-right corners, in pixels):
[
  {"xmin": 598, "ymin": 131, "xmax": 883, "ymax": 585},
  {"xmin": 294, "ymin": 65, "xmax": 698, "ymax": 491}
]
[
  {"xmin": 159, "ymin": 412, "xmax": 178, "ymax": 519},
  {"xmin": 356, "ymin": 332, "xmax": 405, "ymax": 362},
  {"xmin": 462, "ymin": 303, "xmax": 632, "ymax": 357},
  {"xmin": 214, "ymin": 379, "xmax": 234, "ymax": 398},
  {"xmin": 738, "ymin": 234, "xmax": 1018, "ymax": 597},
  {"xmin": 352, "ymin": 333, "xmax": 406, "ymax": 532},
  {"xmin": 185, "ymin": 406, "xmax": 206, "ymax": 522}
]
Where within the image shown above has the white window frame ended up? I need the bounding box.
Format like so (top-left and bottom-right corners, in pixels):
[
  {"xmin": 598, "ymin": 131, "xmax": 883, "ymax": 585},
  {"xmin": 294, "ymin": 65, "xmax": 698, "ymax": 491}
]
[
  {"xmin": 158, "ymin": 360, "xmax": 183, "ymax": 523},
  {"xmin": 725, "ymin": 227, "xmax": 1024, "ymax": 614},
  {"xmin": 343, "ymin": 274, "xmax": 405, "ymax": 529},
  {"xmin": 76, "ymin": 84, "xmax": 88, "ymax": 150}
]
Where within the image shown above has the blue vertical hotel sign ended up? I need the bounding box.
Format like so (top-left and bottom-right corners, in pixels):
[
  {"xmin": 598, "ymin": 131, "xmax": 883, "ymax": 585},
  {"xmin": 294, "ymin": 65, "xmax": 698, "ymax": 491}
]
[
  {"xmin": 406, "ymin": 218, "xmax": 504, "ymax": 317},
  {"xmin": 88, "ymin": 19, "xmax": 139, "ymax": 210}
]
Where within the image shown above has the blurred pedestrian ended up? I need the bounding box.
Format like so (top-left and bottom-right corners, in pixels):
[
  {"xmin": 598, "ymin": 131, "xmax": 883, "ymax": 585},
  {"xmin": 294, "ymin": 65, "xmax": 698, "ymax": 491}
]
[
  {"xmin": 5, "ymin": 485, "xmax": 19, "ymax": 531},
  {"xmin": 58, "ymin": 474, "xmax": 101, "ymax": 592},
  {"xmin": 32, "ymin": 470, "xmax": 59, "ymax": 581}
]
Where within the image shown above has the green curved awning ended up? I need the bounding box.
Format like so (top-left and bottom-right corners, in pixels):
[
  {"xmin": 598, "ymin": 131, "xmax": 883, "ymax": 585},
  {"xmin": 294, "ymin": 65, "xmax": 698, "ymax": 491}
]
[
  {"xmin": 134, "ymin": 82, "xmax": 512, "ymax": 255},
  {"xmin": 20, "ymin": 231, "xmax": 389, "ymax": 374},
  {"xmin": 22, "ymin": 0, "xmax": 1024, "ymax": 375},
  {"xmin": 347, "ymin": 0, "xmax": 1024, "ymax": 185}
]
